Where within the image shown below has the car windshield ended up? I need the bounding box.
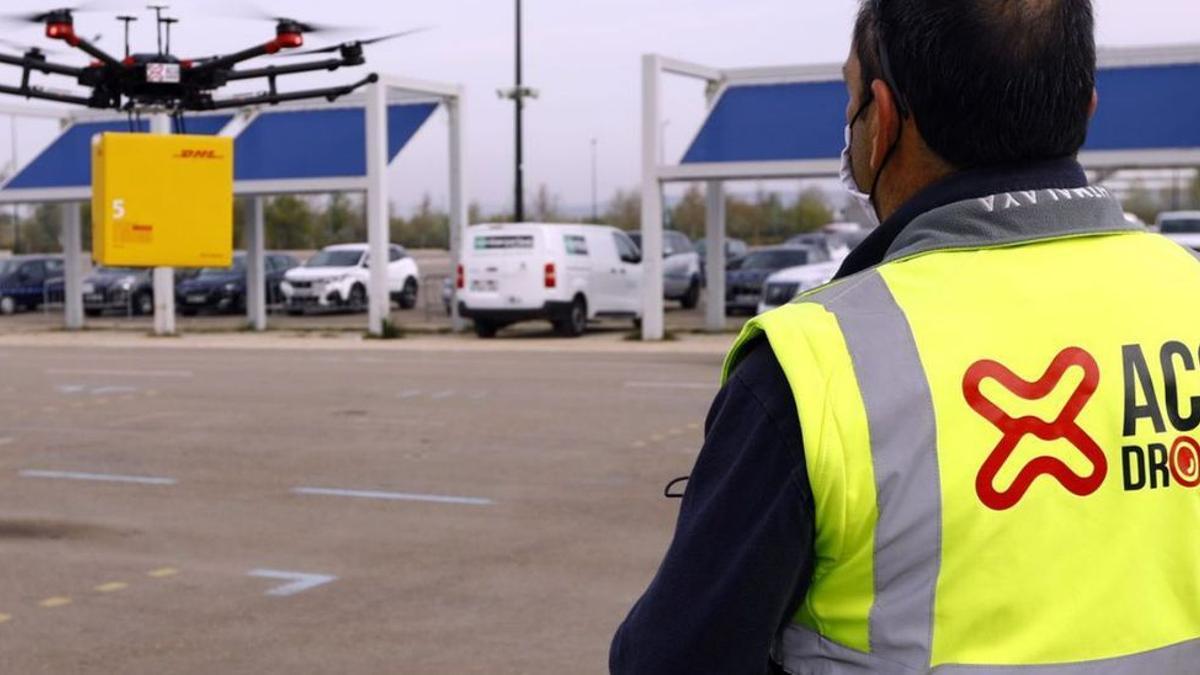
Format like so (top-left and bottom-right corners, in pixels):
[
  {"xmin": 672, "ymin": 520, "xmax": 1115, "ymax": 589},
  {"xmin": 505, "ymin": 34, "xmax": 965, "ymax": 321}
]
[
  {"xmin": 198, "ymin": 257, "xmax": 246, "ymax": 278},
  {"xmin": 0, "ymin": 260, "xmax": 15, "ymax": 275},
  {"xmin": 306, "ymin": 250, "xmax": 363, "ymax": 267},
  {"xmin": 1161, "ymin": 219, "xmax": 1200, "ymax": 234},
  {"xmin": 628, "ymin": 233, "xmax": 642, "ymax": 249},
  {"xmin": 740, "ymin": 249, "xmax": 810, "ymax": 270}
]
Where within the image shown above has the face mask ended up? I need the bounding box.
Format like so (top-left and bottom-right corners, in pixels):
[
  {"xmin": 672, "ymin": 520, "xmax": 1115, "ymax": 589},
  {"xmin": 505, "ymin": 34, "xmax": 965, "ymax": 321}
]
[{"xmin": 839, "ymin": 121, "xmax": 880, "ymax": 229}]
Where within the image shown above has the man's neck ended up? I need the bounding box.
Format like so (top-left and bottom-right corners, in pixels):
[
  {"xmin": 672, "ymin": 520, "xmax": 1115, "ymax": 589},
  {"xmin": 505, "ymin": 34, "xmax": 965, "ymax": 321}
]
[{"xmin": 875, "ymin": 126, "xmax": 955, "ymax": 222}]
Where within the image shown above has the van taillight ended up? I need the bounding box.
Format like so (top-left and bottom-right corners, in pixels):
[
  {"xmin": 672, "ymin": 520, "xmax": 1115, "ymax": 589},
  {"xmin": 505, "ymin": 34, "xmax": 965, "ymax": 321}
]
[
  {"xmin": 456, "ymin": 264, "xmax": 464, "ymax": 289},
  {"xmin": 544, "ymin": 262, "xmax": 557, "ymax": 288}
]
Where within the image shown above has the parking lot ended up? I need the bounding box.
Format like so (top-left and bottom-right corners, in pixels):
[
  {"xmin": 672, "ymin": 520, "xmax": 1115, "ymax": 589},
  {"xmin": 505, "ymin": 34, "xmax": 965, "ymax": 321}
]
[{"xmin": 0, "ymin": 334, "xmax": 726, "ymax": 673}]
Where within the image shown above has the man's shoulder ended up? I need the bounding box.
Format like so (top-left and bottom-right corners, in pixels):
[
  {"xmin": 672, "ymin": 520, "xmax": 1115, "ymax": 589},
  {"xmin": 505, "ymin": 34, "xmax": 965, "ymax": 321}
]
[{"xmin": 727, "ymin": 336, "xmax": 800, "ymax": 429}]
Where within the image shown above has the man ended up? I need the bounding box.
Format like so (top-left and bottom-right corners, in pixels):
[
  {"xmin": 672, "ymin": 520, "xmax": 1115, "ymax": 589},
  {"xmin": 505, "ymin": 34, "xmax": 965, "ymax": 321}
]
[{"xmin": 612, "ymin": 0, "xmax": 1200, "ymax": 673}]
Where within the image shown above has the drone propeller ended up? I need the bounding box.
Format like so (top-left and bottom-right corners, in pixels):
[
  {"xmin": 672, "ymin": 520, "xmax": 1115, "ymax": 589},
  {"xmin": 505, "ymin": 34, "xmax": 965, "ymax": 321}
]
[
  {"xmin": 0, "ymin": 2, "xmax": 116, "ymax": 24},
  {"xmin": 214, "ymin": 3, "xmax": 361, "ymax": 34},
  {"xmin": 278, "ymin": 28, "xmax": 431, "ymax": 57}
]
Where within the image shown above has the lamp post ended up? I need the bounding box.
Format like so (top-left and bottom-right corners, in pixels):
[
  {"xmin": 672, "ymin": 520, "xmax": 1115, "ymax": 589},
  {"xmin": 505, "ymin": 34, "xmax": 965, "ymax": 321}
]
[
  {"xmin": 590, "ymin": 137, "xmax": 598, "ymax": 222},
  {"xmin": 497, "ymin": 0, "xmax": 537, "ymax": 222}
]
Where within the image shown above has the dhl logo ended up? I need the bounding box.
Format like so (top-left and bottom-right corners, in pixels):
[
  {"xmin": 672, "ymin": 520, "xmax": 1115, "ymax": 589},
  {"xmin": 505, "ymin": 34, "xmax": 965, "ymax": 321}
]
[{"xmin": 174, "ymin": 149, "xmax": 222, "ymax": 159}]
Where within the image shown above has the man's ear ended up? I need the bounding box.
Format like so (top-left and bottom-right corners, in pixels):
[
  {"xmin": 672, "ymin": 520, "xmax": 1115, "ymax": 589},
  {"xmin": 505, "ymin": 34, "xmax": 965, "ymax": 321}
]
[
  {"xmin": 1089, "ymin": 88, "xmax": 1099, "ymax": 119},
  {"xmin": 869, "ymin": 79, "xmax": 901, "ymax": 172}
]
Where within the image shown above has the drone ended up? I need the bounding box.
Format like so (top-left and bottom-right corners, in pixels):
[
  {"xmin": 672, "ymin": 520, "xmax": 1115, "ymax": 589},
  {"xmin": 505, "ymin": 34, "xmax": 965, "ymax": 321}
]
[{"xmin": 0, "ymin": 5, "xmax": 421, "ymax": 113}]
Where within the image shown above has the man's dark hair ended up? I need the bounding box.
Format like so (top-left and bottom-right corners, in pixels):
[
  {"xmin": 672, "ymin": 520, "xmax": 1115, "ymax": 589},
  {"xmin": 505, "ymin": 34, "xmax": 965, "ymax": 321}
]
[{"xmin": 854, "ymin": 0, "xmax": 1096, "ymax": 168}]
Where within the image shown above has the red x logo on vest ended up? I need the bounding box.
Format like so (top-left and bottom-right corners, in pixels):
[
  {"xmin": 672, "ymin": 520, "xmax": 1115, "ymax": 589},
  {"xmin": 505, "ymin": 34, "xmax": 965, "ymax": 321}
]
[{"xmin": 963, "ymin": 347, "xmax": 1108, "ymax": 511}]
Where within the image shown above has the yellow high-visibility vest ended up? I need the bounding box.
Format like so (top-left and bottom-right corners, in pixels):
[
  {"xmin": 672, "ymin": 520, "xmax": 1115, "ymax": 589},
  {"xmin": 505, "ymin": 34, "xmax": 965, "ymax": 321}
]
[{"xmin": 726, "ymin": 186, "xmax": 1200, "ymax": 673}]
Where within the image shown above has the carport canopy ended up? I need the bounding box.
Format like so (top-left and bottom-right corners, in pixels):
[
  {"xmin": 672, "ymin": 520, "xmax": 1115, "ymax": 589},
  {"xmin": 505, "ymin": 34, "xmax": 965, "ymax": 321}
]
[
  {"xmin": 639, "ymin": 44, "xmax": 1200, "ymax": 340},
  {"xmin": 0, "ymin": 74, "xmax": 466, "ymax": 337}
]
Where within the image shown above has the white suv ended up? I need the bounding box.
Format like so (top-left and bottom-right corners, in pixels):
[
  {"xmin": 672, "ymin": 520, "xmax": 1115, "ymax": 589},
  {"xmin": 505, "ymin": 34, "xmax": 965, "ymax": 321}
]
[
  {"xmin": 281, "ymin": 243, "xmax": 420, "ymax": 315},
  {"xmin": 457, "ymin": 223, "xmax": 643, "ymax": 337}
]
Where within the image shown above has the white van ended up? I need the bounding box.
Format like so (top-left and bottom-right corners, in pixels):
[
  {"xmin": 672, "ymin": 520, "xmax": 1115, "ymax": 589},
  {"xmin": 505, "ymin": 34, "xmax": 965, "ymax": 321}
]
[{"xmin": 457, "ymin": 223, "xmax": 643, "ymax": 338}]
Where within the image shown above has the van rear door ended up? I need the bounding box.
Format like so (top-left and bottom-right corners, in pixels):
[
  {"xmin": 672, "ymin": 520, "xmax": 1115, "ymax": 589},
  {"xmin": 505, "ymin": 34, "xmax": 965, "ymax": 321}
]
[{"xmin": 465, "ymin": 228, "xmax": 545, "ymax": 307}]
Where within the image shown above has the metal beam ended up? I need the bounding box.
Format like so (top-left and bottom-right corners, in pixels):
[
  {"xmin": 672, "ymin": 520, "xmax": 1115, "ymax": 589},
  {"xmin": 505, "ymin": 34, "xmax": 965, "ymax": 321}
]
[
  {"xmin": 447, "ymin": 96, "xmax": 466, "ymax": 333},
  {"xmin": 704, "ymin": 181, "xmax": 726, "ymax": 333},
  {"xmin": 365, "ymin": 80, "xmax": 390, "ymax": 336},
  {"xmin": 658, "ymin": 56, "xmax": 723, "ymax": 82},
  {"xmin": 61, "ymin": 202, "xmax": 83, "ymax": 330},
  {"xmin": 149, "ymin": 112, "xmax": 175, "ymax": 337},
  {"xmin": 245, "ymin": 197, "xmax": 267, "ymax": 332},
  {"xmin": 640, "ymin": 54, "xmax": 665, "ymax": 341},
  {"xmin": 659, "ymin": 159, "xmax": 842, "ymax": 183}
]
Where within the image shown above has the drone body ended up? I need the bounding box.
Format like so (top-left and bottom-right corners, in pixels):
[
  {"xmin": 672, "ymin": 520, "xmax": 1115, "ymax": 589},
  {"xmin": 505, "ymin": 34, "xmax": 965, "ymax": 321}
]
[{"xmin": 0, "ymin": 7, "xmax": 390, "ymax": 112}]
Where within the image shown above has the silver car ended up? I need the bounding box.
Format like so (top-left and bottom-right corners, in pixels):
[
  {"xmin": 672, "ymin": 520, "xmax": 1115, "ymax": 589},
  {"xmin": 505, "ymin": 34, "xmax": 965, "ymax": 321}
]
[{"xmin": 630, "ymin": 231, "xmax": 703, "ymax": 309}]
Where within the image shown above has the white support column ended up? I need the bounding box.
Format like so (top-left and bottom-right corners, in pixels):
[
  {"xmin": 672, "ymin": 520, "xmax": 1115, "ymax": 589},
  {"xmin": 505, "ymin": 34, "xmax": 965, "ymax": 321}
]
[
  {"xmin": 149, "ymin": 113, "xmax": 175, "ymax": 336},
  {"xmin": 61, "ymin": 202, "xmax": 84, "ymax": 330},
  {"xmin": 640, "ymin": 54, "xmax": 665, "ymax": 341},
  {"xmin": 365, "ymin": 81, "xmax": 390, "ymax": 336},
  {"xmin": 446, "ymin": 94, "xmax": 467, "ymax": 333},
  {"xmin": 704, "ymin": 180, "xmax": 726, "ymax": 332},
  {"xmin": 245, "ymin": 197, "xmax": 267, "ymax": 331}
]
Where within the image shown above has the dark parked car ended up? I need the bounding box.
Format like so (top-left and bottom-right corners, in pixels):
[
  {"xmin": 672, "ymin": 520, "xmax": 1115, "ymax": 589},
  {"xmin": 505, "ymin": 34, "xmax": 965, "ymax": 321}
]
[
  {"xmin": 78, "ymin": 267, "xmax": 155, "ymax": 316},
  {"xmin": 725, "ymin": 245, "xmax": 830, "ymax": 315},
  {"xmin": 0, "ymin": 255, "xmax": 64, "ymax": 315},
  {"xmin": 177, "ymin": 251, "xmax": 299, "ymax": 316}
]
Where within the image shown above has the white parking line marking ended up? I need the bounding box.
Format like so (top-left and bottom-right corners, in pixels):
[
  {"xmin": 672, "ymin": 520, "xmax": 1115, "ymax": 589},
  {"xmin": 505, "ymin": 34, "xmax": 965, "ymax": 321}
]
[
  {"xmin": 55, "ymin": 385, "xmax": 87, "ymax": 395},
  {"xmin": 46, "ymin": 369, "xmax": 193, "ymax": 378},
  {"xmin": 292, "ymin": 486, "xmax": 494, "ymax": 506},
  {"xmin": 90, "ymin": 386, "xmax": 139, "ymax": 395},
  {"xmin": 398, "ymin": 389, "xmax": 423, "ymax": 399},
  {"xmin": 430, "ymin": 390, "xmax": 456, "ymax": 400},
  {"xmin": 247, "ymin": 569, "xmax": 337, "ymax": 597},
  {"xmin": 19, "ymin": 470, "xmax": 177, "ymax": 486},
  {"xmin": 624, "ymin": 381, "xmax": 714, "ymax": 390},
  {"xmin": 0, "ymin": 438, "xmax": 12, "ymax": 447}
]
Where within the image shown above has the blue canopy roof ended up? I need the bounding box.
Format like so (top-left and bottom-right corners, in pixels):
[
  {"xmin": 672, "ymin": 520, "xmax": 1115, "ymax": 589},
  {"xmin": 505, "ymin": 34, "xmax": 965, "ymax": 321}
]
[
  {"xmin": 6, "ymin": 115, "xmax": 232, "ymax": 190},
  {"xmin": 681, "ymin": 62, "xmax": 1200, "ymax": 166},
  {"xmin": 2, "ymin": 101, "xmax": 438, "ymax": 193},
  {"xmin": 234, "ymin": 103, "xmax": 437, "ymax": 181}
]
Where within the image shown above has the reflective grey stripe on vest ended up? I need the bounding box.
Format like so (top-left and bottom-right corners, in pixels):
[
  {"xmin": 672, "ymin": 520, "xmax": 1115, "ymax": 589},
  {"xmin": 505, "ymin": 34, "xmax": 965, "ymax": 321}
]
[{"xmin": 776, "ymin": 269, "xmax": 942, "ymax": 673}]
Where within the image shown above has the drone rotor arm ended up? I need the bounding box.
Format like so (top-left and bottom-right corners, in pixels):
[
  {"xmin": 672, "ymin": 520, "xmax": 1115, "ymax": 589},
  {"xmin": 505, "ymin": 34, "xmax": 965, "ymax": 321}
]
[
  {"xmin": 223, "ymin": 56, "xmax": 361, "ymax": 82},
  {"xmin": 0, "ymin": 81, "xmax": 96, "ymax": 107},
  {"xmin": 0, "ymin": 52, "xmax": 85, "ymax": 78},
  {"xmin": 195, "ymin": 72, "xmax": 379, "ymax": 111}
]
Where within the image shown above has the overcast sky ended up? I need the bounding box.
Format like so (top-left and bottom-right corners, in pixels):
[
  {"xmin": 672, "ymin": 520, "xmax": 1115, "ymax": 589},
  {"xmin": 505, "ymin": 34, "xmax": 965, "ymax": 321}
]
[{"xmin": 1, "ymin": 0, "xmax": 1197, "ymax": 214}]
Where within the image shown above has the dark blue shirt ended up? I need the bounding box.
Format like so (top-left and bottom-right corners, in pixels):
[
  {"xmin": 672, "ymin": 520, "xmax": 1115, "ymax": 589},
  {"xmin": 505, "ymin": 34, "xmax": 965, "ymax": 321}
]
[{"xmin": 609, "ymin": 158, "xmax": 1089, "ymax": 675}]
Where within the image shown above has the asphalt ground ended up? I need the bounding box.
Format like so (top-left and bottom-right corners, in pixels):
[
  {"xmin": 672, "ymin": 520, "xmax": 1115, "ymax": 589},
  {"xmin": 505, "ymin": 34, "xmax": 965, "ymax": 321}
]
[{"xmin": 0, "ymin": 337, "xmax": 727, "ymax": 673}]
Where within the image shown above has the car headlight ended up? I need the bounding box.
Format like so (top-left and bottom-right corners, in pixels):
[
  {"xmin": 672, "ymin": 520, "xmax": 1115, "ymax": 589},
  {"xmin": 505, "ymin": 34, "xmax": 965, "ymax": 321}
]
[
  {"xmin": 223, "ymin": 282, "xmax": 238, "ymax": 292},
  {"xmin": 118, "ymin": 276, "xmax": 136, "ymax": 291}
]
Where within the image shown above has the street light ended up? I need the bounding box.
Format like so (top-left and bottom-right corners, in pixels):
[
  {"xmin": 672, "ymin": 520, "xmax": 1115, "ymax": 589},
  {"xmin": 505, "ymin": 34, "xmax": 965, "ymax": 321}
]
[
  {"xmin": 590, "ymin": 138, "xmax": 598, "ymax": 222},
  {"xmin": 496, "ymin": 0, "xmax": 538, "ymax": 223}
]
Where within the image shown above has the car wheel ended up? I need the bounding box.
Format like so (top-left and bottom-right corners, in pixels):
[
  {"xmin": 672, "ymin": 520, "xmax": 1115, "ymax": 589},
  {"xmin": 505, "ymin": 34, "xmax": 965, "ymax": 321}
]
[
  {"xmin": 84, "ymin": 308, "xmax": 102, "ymax": 318},
  {"xmin": 398, "ymin": 278, "xmax": 419, "ymax": 310},
  {"xmin": 286, "ymin": 307, "xmax": 305, "ymax": 317},
  {"xmin": 348, "ymin": 284, "xmax": 367, "ymax": 312},
  {"xmin": 555, "ymin": 296, "xmax": 587, "ymax": 338},
  {"xmin": 474, "ymin": 319, "xmax": 499, "ymax": 338},
  {"xmin": 0, "ymin": 296, "xmax": 15, "ymax": 315},
  {"xmin": 134, "ymin": 293, "xmax": 154, "ymax": 316},
  {"xmin": 180, "ymin": 307, "xmax": 198, "ymax": 317},
  {"xmin": 681, "ymin": 278, "xmax": 701, "ymax": 309}
]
